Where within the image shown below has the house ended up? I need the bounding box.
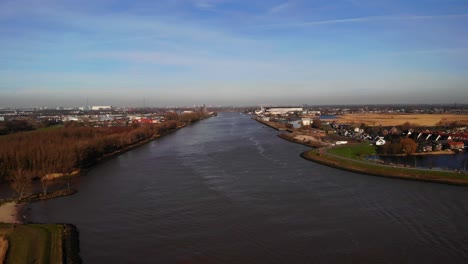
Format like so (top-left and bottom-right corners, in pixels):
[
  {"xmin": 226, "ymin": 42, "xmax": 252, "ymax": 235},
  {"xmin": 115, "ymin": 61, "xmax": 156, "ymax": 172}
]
[
  {"xmin": 375, "ymin": 138, "xmax": 386, "ymax": 146},
  {"xmin": 353, "ymin": 127, "xmax": 364, "ymax": 134},
  {"xmin": 382, "ymin": 129, "xmax": 389, "ymax": 136},
  {"xmin": 389, "ymin": 127, "xmax": 399, "ymax": 135},
  {"xmin": 138, "ymin": 118, "xmax": 156, "ymax": 124},
  {"xmin": 424, "ymin": 145, "xmax": 433, "ymax": 152},
  {"xmin": 432, "ymin": 142, "xmax": 443, "ymax": 151},
  {"xmin": 448, "ymin": 141, "xmax": 464, "ymax": 150},
  {"xmin": 301, "ymin": 118, "xmax": 311, "ymax": 126},
  {"xmin": 401, "ymin": 129, "xmax": 413, "ymax": 137}
]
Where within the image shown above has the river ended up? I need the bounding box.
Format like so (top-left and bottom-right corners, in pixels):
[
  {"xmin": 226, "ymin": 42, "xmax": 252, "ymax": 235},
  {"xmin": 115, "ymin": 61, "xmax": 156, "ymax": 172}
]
[
  {"xmin": 374, "ymin": 152, "xmax": 468, "ymax": 171},
  {"xmin": 28, "ymin": 113, "xmax": 468, "ymax": 263}
]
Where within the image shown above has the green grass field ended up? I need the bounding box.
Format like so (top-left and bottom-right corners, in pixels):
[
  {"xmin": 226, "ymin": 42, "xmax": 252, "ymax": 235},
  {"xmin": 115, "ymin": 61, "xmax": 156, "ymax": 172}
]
[
  {"xmin": 0, "ymin": 223, "xmax": 63, "ymax": 264},
  {"xmin": 328, "ymin": 142, "xmax": 376, "ymax": 159}
]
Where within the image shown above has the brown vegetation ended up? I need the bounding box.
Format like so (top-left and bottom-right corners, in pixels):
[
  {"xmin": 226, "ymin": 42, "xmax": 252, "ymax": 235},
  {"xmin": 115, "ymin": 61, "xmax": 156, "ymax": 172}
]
[
  {"xmin": 311, "ymin": 118, "xmax": 322, "ymax": 129},
  {"xmin": 0, "ymin": 236, "xmax": 7, "ymax": 264},
  {"xmin": 0, "ymin": 120, "xmax": 35, "ymax": 135},
  {"xmin": 377, "ymin": 138, "xmax": 418, "ymax": 155},
  {"xmin": 0, "ymin": 112, "xmax": 209, "ymax": 195},
  {"xmin": 338, "ymin": 113, "xmax": 468, "ymax": 127}
]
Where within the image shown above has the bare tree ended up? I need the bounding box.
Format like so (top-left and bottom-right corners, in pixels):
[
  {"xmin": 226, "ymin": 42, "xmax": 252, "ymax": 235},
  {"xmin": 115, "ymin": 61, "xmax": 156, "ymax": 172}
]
[
  {"xmin": 400, "ymin": 138, "xmax": 417, "ymax": 155},
  {"xmin": 10, "ymin": 168, "xmax": 31, "ymax": 200},
  {"xmin": 311, "ymin": 118, "xmax": 322, "ymax": 129}
]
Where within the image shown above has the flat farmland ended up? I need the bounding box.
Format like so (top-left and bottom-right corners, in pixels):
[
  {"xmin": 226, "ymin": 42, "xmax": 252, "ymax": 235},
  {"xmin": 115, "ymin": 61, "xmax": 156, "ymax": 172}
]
[{"xmin": 337, "ymin": 113, "xmax": 468, "ymax": 127}]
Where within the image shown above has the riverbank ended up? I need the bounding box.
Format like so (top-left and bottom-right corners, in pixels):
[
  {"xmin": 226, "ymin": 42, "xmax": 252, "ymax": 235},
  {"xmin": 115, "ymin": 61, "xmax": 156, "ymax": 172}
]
[
  {"xmin": 253, "ymin": 118, "xmax": 468, "ymax": 186},
  {"xmin": 0, "ymin": 223, "xmax": 81, "ymax": 264},
  {"xmin": 278, "ymin": 133, "xmax": 330, "ymax": 148},
  {"xmin": 76, "ymin": 123, "xmax": 187, "ymax": 178},
  {"xmin": 301, "ymin": 149, "xmax": 468, "ymax": 186},
  {"xmin": 0, "ymin": 116, "xmax": 215, "ymax": 263},
  {"xmin": 1, "ymin": 117, "xmax": 208, "ymax": 194},
  {"xmin": 0, "ymin": 202, "xmax": 22, "ymax": 224},
  {"xmin": 253, "ymin": 118, "xmax": 288, "ymax": 130},
  {"xmin": 378, "ymin": 150, "xmax": 456, "ymax": 156}
]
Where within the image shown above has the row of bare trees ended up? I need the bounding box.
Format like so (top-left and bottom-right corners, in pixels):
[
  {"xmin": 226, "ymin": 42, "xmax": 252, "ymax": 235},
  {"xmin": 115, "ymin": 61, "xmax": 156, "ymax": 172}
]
[
  {"xmin": 0, "ymin": 111, "xmax": 210, "ymax": 199},
  {"xmin": 0, "ymin": 120, "xmax": 181, "ymax": 198},
  {"xmin": 165, "ymin": 111, "xmax": 207, "ymax": 123}
]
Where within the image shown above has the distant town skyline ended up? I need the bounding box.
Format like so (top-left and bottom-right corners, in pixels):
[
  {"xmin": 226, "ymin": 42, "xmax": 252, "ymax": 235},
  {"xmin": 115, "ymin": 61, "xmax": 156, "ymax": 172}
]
[{"xmin": 1, "ymin": 0, "xmax": 468, "ymax": 107}]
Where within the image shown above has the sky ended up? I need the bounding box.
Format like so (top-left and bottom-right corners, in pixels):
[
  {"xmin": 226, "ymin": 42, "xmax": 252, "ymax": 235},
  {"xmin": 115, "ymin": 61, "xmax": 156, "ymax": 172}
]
[{"xmin": 0, "ymin": 0, "xmax": 467, "ymax": 107}]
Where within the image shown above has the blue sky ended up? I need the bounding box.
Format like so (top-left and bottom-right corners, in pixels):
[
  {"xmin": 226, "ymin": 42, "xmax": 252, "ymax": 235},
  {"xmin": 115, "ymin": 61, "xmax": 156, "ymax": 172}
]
[{"xmin": 0, "ymin": 0, "xmax": 467, "ymax": 107}]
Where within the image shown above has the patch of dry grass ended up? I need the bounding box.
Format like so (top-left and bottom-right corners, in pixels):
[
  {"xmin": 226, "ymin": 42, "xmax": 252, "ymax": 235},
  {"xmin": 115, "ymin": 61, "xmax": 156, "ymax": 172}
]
[
  {"xmin": 0, "ymin": 202, "xmax": 21, "ymax": 224},
  {"xmin": 338, "ymin": 113, "xmax": 468, "ymax": 127},
  {"xmin": 0, "ymin": 236, "xmax": 8, "ymax": 264}
]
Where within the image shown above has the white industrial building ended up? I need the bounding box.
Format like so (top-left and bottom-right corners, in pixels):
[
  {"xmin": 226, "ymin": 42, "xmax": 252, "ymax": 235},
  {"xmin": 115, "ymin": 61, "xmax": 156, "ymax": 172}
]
[
  {"xmin": 301, "ymin": 118, "xmax": 311, "ymax": 126},
  {"xmin": 91, "ymin": 106, "xmax": 112, "ymax": 111},
  {"xmin": 256, "ymin": 106, "xmax": 303, "ymax": 115}
]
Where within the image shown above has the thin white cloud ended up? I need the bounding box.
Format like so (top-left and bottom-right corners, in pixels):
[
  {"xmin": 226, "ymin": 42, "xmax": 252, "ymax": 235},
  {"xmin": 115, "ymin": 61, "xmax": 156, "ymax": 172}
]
[
  {"xmin": 380, "ymin": 48, "xmax": 468, "ymax": 56},
  {"xmin": 84, "ymin": 51, "xmax": 278, "ymax": 70},
  {"xmin": 84, "ymin": 51, "xmax": 198, "ymax": 66},
  {"xmin": 407, "ymin": 14, "xmax": 468, "ymax": 20},
  {"xmin": 256, "ymin": 13, "xmax": 468, "ymax": 28},
  {"xmin": 194, "ymin": 1, "xmax": 213, "ymax": 9},
  {"xmin": 192, "ymin": 0, "xmax": 224, "ymax": 9},
  {"xmin": 412, "ymin": 48, "xmax": 468, "ymax": 55},
  {"xmin": 269, "ymin": 1, "xmax": 292, "ymax": 14},
  {"xmin": 344, "ymin": 0, "xmax": 362, "ymax": 6}
]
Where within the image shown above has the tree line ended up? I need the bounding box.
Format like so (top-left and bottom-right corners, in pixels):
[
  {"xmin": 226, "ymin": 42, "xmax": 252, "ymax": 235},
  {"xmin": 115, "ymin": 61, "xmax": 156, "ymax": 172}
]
[
  {"xmin": 0, "ymin": 120, "xmax": 35, "ymax": 135},
  {"xmin": 0, "ymin": 111, "xmax": 210, "ymax": 198},
  {"xmin": 377, "ymin": 137, "xmax": 418, "ymax": 155}
]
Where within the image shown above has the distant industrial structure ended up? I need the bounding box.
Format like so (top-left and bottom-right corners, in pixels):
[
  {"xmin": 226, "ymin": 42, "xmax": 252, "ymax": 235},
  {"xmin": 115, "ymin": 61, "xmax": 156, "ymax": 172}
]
[
  {"xmin": 91, "ymin": 106, "xmax": 112, "ymax": 111},
  {"xmin": 77, "ymin": 105, "xmax": 113, "ymax": 111},
  {"xmin": 255, "ymin": 106, "xmax": 303, "ymax": 116}
]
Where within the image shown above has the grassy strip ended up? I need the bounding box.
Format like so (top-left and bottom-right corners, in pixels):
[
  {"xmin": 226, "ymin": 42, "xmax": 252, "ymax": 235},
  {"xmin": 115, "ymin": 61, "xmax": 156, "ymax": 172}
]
[
  {"xmin": 302, "ymin": 149, "xmax": 468, "ymax": 186},
  {"xmin": 0, "ymin": 223, "xmax": 80, "ymax": 264},
  {"xmin": 0, "ymin": 223, "xmax": 64, "ymax": 264},
  {"xmin": 328, "ymin": 143, "xmax": 376, "ymax": 159}
]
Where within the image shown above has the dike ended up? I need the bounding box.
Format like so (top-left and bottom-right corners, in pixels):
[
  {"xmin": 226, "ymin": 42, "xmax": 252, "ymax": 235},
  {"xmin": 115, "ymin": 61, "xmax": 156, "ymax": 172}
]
[
  {"xmin": 300, "ymin": 150, "xmax": 468, "ymax": 186},
  {"xmin": 62, "ymin": 224, "xmax": 82, "ymax": 264}
]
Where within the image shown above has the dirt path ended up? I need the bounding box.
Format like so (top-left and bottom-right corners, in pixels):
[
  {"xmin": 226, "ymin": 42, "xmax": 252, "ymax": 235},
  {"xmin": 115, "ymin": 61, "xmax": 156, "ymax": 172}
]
[{"xmin": 0, "ymin": 202, "xmax": 22, "ymax": 224}]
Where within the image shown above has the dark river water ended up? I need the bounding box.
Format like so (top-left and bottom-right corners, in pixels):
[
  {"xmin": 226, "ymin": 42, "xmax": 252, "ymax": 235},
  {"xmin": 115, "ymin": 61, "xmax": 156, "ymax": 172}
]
[
  {"xmin": 29, "ymin": 113, "xmax": 468, "ymax": 263},
  {"xmin": 374, "ymin": 152, "xmax": 468, "ymax": 171}
]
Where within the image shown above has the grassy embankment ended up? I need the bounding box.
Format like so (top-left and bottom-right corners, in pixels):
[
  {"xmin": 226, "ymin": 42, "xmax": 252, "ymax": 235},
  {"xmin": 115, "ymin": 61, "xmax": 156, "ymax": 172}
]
[
  {"xmin": 0, "ymin": 223, "xmax": 68, "ymax": 264},
  {"xmin": 253, "ymin": 118, "xmax": 289, "ymax": 131},
  {"xmin": 302, "ymin": 143, "xmax": 468, "ymax": 185}
]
